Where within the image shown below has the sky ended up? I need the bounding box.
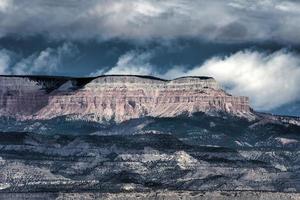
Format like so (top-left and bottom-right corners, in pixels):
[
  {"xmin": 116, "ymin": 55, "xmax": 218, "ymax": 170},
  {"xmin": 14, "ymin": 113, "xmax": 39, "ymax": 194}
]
[{"xmin": 0, "ymin": 0, "xmax": 300, "ymax": 116}]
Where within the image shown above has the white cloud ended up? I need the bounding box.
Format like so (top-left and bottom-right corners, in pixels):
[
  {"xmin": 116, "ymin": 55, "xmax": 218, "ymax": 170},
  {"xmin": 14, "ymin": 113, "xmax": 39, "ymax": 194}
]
[
  {"xmin": 101, "ymin": 51, "xmax": 156, "ymax": 76},
  {"xmin": 89, "ymin": 68, "xmax": 106, "ymax": 77},
  {"xmin": 185, "ymin": 50, "xmax": 300, "ymax": 110},
  {"xmin": 0, "ymin": 49, "xmax": 12, "ymax": 74},
  {"xmin": 0, "ymin": 42, "xmax": 78, "ymax": 75},
  {"xmin": 93, "ymin": 49, "xmax": 300, "ymax": 110},
  {"xmin": 1, "ymin": 0, "xmax": 300, "ymax": 43},
  {"xmin": 91, "ymin": 50, "xmax": 186, "ymax": 79},
  {"xmin": 0, "ymin": 0, "xmax": 10, "ymax": 12}
]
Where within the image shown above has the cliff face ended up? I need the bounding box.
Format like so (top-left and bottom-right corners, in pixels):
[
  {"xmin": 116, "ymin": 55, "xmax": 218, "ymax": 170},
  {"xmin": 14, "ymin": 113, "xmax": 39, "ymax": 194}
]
[
  {"xmin": 0, "ymin": 75, "xmax": 251, "ymax": 122},
  {"xmin": 1, "ymin": 76, "xmax": 300, "ymax": 196}
]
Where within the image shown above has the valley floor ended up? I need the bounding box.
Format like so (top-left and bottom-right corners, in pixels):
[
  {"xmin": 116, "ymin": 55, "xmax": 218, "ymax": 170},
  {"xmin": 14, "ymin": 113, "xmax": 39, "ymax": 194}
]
[
  {"xmin": 0, "ymin": 191, "xmax": 299, "ymax": 200},
  {"xmin": 1, "ymin": 114, "xmax": 300, "ymax": 198}
]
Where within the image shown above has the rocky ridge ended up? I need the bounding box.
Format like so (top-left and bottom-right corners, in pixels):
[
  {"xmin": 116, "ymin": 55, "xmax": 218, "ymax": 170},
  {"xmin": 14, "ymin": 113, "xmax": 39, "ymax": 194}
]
[
  {"xmin": 0, "ymin": 75, "xmax": 300, "ymax": 199},
  {"xmin": 0, "ymin": 75, "xmax": 252, "ymax": 123}
]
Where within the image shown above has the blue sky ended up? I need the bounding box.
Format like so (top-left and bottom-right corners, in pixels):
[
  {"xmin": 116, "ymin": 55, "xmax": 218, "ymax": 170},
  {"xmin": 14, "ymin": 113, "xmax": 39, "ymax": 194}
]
[{"xmin": 0, "ymin": 0, "xmax": 300, "ymax": 116}]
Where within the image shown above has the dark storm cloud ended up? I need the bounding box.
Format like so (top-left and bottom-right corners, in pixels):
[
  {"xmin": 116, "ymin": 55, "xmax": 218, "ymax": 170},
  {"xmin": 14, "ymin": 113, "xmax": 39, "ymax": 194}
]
[{"xmin": 1, "ymin": 0, "xmax": 300, "ymax": 43}]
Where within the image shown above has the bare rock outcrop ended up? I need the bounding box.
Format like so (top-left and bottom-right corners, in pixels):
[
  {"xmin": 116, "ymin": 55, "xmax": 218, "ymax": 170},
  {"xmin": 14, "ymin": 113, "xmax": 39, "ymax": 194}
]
[{"xmin": 0, "ymin": 75, "xmax": 252, "ymax": 123}]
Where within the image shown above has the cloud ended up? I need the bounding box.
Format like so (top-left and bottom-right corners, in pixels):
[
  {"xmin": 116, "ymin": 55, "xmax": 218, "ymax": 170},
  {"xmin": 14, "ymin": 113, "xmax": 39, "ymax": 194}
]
[
  {"xmin": 1, "ymin": 0, "xmax": 300, "ymax": 43},
  {"xmin": 0, "ymin": 49, "xmax": 12, "ymax": 74},
  {"xmin": 104, "ymin": 51, "xmax": 155, "ymax": 76},
  {"xmin": 90, "ymin": 51, "xmax": 156, "ymax": 77},
  {"xmin": 0, "ymin": 42, "xmax": 78, "ymax": 75},
  {"xmin": 92, "ymin": 49, "xmax": 300, "ymax": 110},
  {"xmin": 90, "ymin": 50, "xmax": 186, "ymax": 79},
  {"xmin": 0, "ymin": 0, "xmax": 10, "ymax": 12},
  {"xmin": 185, "ymin": 50, "xmax": 300, "ymax": 110}
]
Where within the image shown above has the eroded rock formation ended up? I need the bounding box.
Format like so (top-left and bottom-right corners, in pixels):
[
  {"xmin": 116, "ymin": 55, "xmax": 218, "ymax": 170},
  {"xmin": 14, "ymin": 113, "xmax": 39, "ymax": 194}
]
[{"xmin": 0, "ymin": 75, "xmax": 251, "ymax": 122}]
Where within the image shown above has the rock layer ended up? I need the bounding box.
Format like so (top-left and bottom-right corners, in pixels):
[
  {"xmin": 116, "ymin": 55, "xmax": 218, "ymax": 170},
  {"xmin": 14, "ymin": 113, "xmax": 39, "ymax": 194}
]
[{"xmin": 0, "ymin": 75, "xmax": 251, "ymax": 122}]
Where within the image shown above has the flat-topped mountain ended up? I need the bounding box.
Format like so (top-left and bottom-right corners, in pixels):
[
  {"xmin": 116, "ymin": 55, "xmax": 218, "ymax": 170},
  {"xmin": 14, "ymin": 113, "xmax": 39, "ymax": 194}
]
[
  {"xmin": 0, "ymin": 75, "xmax": 251, "ymax": 123},
  {"xmin": 0, "ymin": 75, "xmax": 300, "ymax": 197}
]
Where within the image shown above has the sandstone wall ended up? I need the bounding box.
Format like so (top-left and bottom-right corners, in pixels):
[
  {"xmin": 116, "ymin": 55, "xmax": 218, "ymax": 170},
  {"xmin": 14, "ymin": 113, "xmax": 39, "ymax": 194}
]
[
  {"xmin": 0, "ymin": 75, "xmax": 251, "ymax": 122},
  {"xmin": 0, "ymin": 77, "xmax": 49, "ymax": 117}
]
